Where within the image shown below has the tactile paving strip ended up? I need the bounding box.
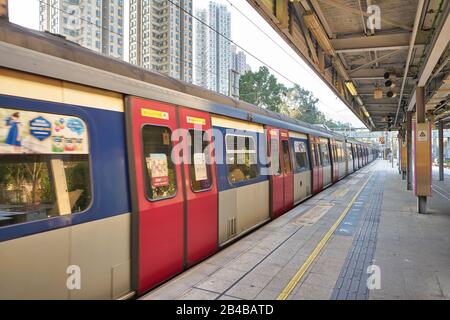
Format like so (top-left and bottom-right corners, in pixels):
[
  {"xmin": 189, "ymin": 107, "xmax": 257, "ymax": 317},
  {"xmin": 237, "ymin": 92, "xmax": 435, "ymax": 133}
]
[{"xmin": 331, "ymin": 172, "xmax": 385, "ymax": 300}]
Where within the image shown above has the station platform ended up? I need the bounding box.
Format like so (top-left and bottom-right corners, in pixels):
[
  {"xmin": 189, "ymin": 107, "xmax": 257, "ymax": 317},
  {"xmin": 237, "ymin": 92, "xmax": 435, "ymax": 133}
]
[{"xmin": 141, "ymin": 160, "xmax": 450, "ymax": 300}]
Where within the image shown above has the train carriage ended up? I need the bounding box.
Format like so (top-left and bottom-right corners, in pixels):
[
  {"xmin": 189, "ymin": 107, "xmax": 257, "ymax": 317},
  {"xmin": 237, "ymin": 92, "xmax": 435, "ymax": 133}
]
[{"xmin": 0, "ymin": 22, "xmax": 378, "ymax": 300}]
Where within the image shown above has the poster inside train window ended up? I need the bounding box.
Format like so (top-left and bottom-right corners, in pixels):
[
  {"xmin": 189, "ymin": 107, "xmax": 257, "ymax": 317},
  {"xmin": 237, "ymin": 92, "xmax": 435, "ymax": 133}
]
[{"xmin": 0, "ymin": 108, "xmax": 89, "ymax": 154}]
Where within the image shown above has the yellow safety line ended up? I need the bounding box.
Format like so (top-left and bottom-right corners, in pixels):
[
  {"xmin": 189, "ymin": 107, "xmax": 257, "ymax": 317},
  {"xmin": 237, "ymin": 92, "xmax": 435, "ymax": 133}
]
[{"xmin": 277, "ymin": 174, "xmax": 372, "ymax": 300}]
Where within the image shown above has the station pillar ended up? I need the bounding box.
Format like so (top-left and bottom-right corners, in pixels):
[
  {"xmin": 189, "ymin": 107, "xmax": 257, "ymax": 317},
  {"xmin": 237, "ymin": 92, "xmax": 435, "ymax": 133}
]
[
  {"xmin": 414, "ymin": 87, "xmax": 432, "ymax": 214},
  {"xmin": 400, "ymin": 129, "xmax": 407, "ymax": 180},
  {"xmin": 439, "ymin": 120, "xmax": 444, "ymax": 181},
  {"xmin": 406, "ymin": 112, "xmax": 413, "ymax": 190}
]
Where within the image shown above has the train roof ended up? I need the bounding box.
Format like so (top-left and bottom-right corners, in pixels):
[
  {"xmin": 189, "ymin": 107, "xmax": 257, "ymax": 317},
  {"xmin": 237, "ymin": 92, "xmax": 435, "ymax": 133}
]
[{"xmin": 0, "ymin": 20, "xmax": 358, "ymax": 144}]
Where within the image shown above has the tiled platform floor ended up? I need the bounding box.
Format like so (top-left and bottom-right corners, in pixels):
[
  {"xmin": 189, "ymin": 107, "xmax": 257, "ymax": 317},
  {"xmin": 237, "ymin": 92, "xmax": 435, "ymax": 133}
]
[{"xmin": 140, "ymin": 160, "xmax": 450, "ymax": 300}]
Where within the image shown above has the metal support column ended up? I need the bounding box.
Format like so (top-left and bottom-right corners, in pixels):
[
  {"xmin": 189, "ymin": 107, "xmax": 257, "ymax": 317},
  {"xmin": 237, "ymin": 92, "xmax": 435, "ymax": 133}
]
[
  {"xmin": 416, "ymin": 87, "xmax": 429, "ymax": 214},
  {"xmin": 439, "ymin": 120, "xmax": 444, "ymax": 181},
  {"xmin": 406, "ymin": 112, "xmax": 412, "ymax": 190}
]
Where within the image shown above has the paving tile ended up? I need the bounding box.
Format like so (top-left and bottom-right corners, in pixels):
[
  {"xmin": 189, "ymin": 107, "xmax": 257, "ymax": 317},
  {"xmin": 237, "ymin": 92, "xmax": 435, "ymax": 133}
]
[{"xmin": 179, "ymin": 288, "xmax": 220, "ymax": 300}]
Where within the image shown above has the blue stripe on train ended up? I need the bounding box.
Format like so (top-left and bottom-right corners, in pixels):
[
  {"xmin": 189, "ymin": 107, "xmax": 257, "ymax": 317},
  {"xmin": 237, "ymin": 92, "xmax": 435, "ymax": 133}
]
[{"xmin": 0, "ymin": 94, "xmax": 130, "ymax": 242}]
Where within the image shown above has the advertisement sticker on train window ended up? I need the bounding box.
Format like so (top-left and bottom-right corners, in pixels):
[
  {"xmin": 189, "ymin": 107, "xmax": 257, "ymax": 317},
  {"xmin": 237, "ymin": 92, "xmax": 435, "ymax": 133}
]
[
  {"xmin": 0, "ymin": 108, "xmax": 89, "ymax": 154},
  {"xmin": 141, "ymin": 108, "xmax": 169, "ymax": 120},
  {"xmin": 146, "ymin": 154, "xmax": 169, "ymax": 188},
  {"xmin": 193, "ymin": 153, "xmax": 207, "ymax": 181}
]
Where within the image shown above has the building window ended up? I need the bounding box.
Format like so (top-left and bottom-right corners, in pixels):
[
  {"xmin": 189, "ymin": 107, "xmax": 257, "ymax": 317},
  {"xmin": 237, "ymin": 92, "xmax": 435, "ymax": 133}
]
[
  {"xmin": 226, "ymin": 134, "xmax": 258, "ymax": 184},
  {"xmin": 0, "ymin": 109, "xmax": 91, "ymax": 227},
  {"xmin": 141, "ymin": 125, "xmax": 177, "ymax": 201}
]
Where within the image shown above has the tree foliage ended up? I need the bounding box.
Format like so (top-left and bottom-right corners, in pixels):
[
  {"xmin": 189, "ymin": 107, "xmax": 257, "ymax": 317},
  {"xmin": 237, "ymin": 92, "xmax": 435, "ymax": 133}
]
[
  {"xmin": 239, "ymin": 66, "xmax": 287, "ymax": 113},
  {"xmin": 239, "ymin": 67, "xmax": 352, "ymax": 129}
]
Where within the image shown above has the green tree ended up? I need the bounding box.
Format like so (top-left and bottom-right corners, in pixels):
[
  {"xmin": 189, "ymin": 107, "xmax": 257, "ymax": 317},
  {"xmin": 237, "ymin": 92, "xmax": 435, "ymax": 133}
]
[{"xmin": 239, "ymin": 66, "xmax": 287, "ymax": 113}]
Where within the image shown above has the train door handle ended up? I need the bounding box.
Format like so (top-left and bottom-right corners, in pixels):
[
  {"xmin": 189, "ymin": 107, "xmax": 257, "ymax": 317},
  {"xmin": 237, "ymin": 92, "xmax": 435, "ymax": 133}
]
[{"xmin": 300, "ymin": 181, "xmax": 303, "ymax": 187}]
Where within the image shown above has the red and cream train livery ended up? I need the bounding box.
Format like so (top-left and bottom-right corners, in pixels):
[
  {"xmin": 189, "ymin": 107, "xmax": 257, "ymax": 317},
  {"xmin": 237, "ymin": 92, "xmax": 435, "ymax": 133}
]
[{"xmin": 0, "ymin": 22, "xmax": 378, "ymax": 299}]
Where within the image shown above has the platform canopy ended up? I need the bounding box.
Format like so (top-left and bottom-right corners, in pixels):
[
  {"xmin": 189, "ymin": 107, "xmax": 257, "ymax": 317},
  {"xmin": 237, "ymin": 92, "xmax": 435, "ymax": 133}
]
[{"xmin": 247, "ymin": 0, "xmax": 450, "ymax": 131}]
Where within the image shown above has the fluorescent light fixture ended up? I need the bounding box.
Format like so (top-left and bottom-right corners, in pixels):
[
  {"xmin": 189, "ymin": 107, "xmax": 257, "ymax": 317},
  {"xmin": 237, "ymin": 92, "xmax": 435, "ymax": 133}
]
[
  {"xmin": 345, "ymin": 81, "xmax": 358, "ymax": 96},
  {"xmin": 303, "ymin": 11, "xmax": 334, "ymax": 56},
  {"xmin": 361, "ymin": 106, "xmax": 370, "ymax": 118},
  {"xmin": 356, "ymin": 96, "xmax": 364, "ymax": 106}
]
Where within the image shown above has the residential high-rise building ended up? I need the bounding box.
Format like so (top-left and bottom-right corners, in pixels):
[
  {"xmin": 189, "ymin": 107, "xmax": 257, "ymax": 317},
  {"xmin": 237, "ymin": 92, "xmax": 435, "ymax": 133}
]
[
  {"xmin": 129, "ymin": 0, "xmax": 193, "ymax": 82},
  {"xmin": 194, "ymin": 8, "xmax": 208, "ymax": 88},
  {"xmin": 194, "ymin": 1, "xmax": 231, "ymax": 95},
  {"xmin": 39, "ymin": 0, "xmax": 124, "ymax": 59},
  {"xmin": 231, "ymin": 45, "xmax": 247, "ymax": 75}
]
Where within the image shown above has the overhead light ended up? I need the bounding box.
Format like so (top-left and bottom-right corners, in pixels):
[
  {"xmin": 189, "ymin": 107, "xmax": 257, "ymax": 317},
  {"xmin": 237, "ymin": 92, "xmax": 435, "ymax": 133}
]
[
  {"xmin": 361, "ymin": 106, "xmax": 370, "ymax": 118},
  {"xmin": 345, "ymin": 81, "xmax": 358, "ymax": 96},
  {"xmin": 374, "ymin": 87, "xmax": 383, "ymax": 99},
  {"xmin": 356, "ymin": 96, "xmax": 364, "ymax": 106},
  {"xmin": 303, "ymin": 11, "xmax": 334, "ymax": 56}
]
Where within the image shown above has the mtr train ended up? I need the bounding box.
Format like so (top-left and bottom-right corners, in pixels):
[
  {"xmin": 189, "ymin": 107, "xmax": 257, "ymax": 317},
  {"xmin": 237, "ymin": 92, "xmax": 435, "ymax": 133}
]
[{"xmin": 0, "ymin": 22, "xmax": 377, "ymax": 299}]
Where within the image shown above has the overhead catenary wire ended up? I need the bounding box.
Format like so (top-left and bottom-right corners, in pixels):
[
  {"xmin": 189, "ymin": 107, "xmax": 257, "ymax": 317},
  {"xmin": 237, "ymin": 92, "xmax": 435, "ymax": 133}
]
[{"xmin": 224, "ymin": 0, "xmax": 317, "ymax": 79}]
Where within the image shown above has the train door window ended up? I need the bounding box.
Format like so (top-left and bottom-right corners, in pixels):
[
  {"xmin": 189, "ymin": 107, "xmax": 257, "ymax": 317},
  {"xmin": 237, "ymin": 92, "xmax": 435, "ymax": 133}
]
[
  {"xmin": 226, "ymin": 134, "xmax": 258, "ymax": 183},
  {"xmin": 293, "ymin": 140, "xmax": 309, "ymax": 171},
  {"xmin": 310, "ymin": 143, "xmax": 317, "ymax": 167},
  {"xmin": 269, "ymin": 137, "xmax": 281, "ymax": 176},
  {"xmin": 281, "ymin": 140, "xmax": 292, "ymax": 174},
  {"xmin": 142, "ymin": 125, "xmax": 177, "ymax": 200},
  {"xmin": 315, "ymin": 143, "xmax": 322, "ymax": 166},
  {"xmin": 0, "ymin": 109, "xmax": 91, "ymax": 227},
  {"xmin": 320, "ymin": 144, "xmax": 330, "ymax": 166},
  {"xmin": 337, "ymin": 144, "xmax": 342, "ymax": 162},
  {"xmin": 188, "ymin": 130, "xmax": 212, "ymax": 192},
  {"xmin": 347, "ymin": 144, "xmax": 353, "ymax": 160}
]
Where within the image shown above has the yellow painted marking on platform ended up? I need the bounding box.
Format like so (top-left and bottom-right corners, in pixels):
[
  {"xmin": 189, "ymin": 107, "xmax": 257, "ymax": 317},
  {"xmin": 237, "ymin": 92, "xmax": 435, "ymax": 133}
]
[{"xmin": 277, "ymin": 175, "xmax": 372, "ymax": 300}]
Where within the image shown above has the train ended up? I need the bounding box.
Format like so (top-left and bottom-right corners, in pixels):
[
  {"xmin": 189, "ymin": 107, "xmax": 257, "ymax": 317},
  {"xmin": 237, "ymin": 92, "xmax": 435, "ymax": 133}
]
[{"xmin": 0, "ymin": 21, "xmax": 378, "ymax": 299}]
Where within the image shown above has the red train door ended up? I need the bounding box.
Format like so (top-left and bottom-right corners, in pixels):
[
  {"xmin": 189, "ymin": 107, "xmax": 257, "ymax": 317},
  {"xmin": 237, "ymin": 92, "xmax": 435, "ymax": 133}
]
[
  {"xmin": 178, "ymin": 108, "xmax": 218, "ymax": 266},
  {"xmin": 126, "ymin": 97, "xmax": 184, "ymax": 294},
  {"xmin": 310, "ymin": 135, "xmax": 323, "ymax": 194},
  {"xmin": 268, "ymin": 127, "xmax": 283, "ymax": 218},
  {"xmin": 330, "ymin": 139, "xmax": 339, "ymax": 183},
  {"xmin": 267, "ymin": 127, "xmax": 293, "ymax": 218},
  {"xmin": 280, "ymin": 130, "xmax": 294, "ymax": 212}
]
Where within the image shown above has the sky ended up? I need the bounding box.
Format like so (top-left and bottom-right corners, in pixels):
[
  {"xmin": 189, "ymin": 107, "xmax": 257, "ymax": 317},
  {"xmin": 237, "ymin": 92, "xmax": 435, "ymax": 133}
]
[{"xmin": 8, "ymin": 0, "xmax": 364, "ymax": 127}]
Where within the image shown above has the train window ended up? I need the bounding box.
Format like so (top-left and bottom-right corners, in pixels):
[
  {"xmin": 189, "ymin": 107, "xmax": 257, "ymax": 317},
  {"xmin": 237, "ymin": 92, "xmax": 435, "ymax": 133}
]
[
  {"xmin": 0, "ymin": 109, "xmax": 91, "ymax": 227},
  {"xmin": 293, "ymin": 140, "xmax": 309, "ymax": 171},
  {"xmin": 142, "ymin": 125, "xmax": 177, "ymax": 200},
  {"xmin": 313, "ymin": 143, "xmax": 321, "ymax": 166},
  {"xmin": 337, "ymin": 144, "xmax": 343, "ymax": 162},
  {"xmin": 282, "ymin": 140, "xmax": 292, "ymax": 173},
  {"xmin": 320, "ymin": 144, "xmax": 330, "ymax": 166},
  {"xmin": 226, "ymin": 134, "xmax": 258, "ymax": 183},
  {"xmin": 347, "ymin": 144, "xmax": 353, "ymax": 160},
  {"xmin": 188, "ymin": 130, "xmax": 212, "ymax": 192}
]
